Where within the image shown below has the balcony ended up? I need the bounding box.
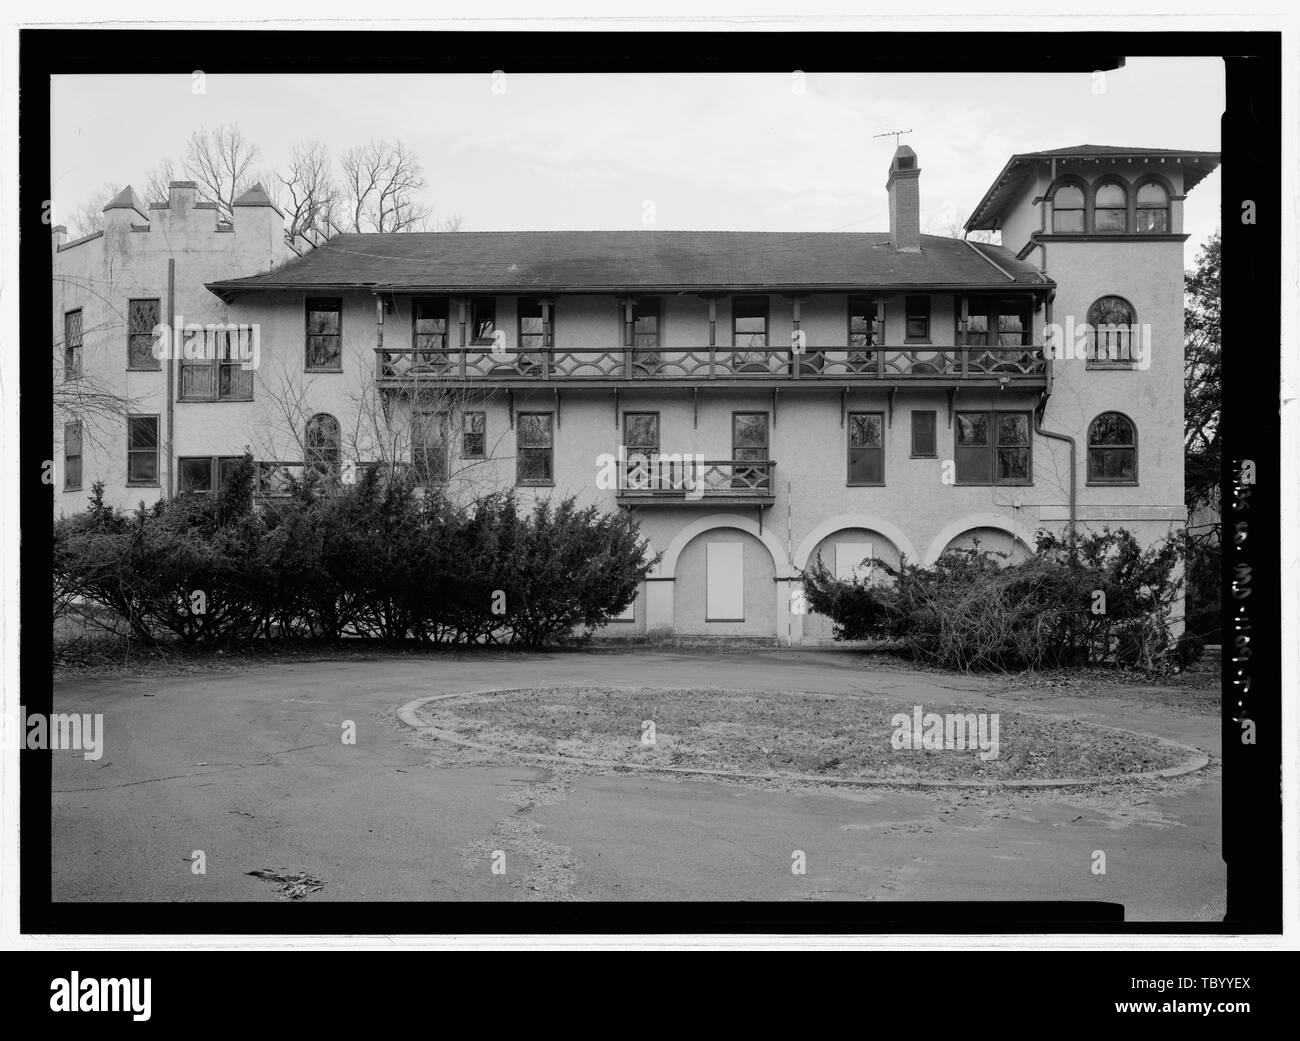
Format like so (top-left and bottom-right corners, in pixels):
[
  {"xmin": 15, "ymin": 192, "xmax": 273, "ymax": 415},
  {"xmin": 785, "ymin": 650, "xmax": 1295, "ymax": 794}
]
[
  {"xmin": 614, "ymin": 458, "xmax": 775, "ymax": 508},
  {"xmin": 375, "ymin": 344, "xmax": 1048, "ymax": 389}
]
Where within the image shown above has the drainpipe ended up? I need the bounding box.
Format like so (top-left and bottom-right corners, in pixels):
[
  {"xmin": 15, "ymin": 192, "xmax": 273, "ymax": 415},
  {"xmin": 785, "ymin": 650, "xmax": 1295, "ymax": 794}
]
[
  {"xmin": 165, "ymin": 258, "xmax": 175, "ymax": 499},
  {"xmin": 1033, "ymin": 291, "xmax": 1074, "ymax": 549}
]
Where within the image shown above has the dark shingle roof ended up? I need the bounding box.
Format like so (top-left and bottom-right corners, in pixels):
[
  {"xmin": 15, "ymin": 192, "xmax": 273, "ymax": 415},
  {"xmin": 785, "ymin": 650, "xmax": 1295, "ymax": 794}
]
[
  {"xmin": 207, "ymin": 230, "xmax": 1051, "ymax": 298},
  {"xmin": 966, "ymin": 144, "xmax": 1221, "ymax": 231}
]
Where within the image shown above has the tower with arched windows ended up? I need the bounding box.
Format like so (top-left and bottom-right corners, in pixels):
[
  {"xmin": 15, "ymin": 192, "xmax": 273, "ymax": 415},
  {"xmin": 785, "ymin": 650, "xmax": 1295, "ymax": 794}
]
[{"xmin": 965, "ymin": 145, "xmax": 1219, "ymax": 584}]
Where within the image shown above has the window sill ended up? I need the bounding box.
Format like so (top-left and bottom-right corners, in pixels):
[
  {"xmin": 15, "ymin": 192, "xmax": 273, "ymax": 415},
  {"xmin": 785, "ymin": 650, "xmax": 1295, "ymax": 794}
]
[
  {"xmin": 126, "ymin": 366, "xmax": 163, "ymax": 373},
  {"xmin": 516, "ymin": 481, "xmax": 556, "ymax": 488},
  {"xmin": 904, "ymin": 339, "xmax": 932, "ymax": 346},
  {"xmin": 954, "ymin": 481, "xmax": 1034, "ymax": 488},
  {"xmin": 305, "ymin": 367, "xmax": 343, "ymax": 374},
  {"xmin": 846, "ymin": 481, "xmax": 886, "ymax": 488},
  {"xmin": 910, "ymin": 453, "xmax": 938, "ymax": 460},
  {"xmin": 63, "ymin": 485, "xmax": 82, "ymax": 492},
  {"xmin": 126, "ymin": 482, "xmax": 161, "ymax": 488},
  {"xmin": 1086, "ymin": 481, "xmax": 1139, "ymax": 487},
  {"xmin": 178, "ymin": 397, "xmax": 256, "ymax": 404}
]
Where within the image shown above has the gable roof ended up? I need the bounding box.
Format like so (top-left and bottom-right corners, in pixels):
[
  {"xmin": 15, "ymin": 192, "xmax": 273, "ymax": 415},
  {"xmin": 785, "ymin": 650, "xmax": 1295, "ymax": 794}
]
[
  {"xmin": 207, "ymin": 230, "xmax": 1052, "ymax": 299},
  {"xmin": 966, "ymin": 144, "xmax": 1221, "ymax": 231}
]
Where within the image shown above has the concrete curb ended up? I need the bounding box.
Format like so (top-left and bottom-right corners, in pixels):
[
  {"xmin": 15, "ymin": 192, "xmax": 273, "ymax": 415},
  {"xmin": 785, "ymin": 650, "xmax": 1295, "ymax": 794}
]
[{"xmin": 396, "ymin": 686, "xmax": 1212, "ymax": 791}]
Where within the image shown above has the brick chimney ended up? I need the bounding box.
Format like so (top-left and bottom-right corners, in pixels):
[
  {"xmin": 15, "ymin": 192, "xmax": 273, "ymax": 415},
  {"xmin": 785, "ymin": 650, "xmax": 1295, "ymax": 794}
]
[{"xmin": 886, "ymin": 144, "xmax": 921, "ymax": 252}]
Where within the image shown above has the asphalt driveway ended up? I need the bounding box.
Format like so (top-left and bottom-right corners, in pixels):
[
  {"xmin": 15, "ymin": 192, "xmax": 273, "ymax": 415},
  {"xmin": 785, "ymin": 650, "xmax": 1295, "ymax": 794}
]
[{"xmin": 49, "ymin": 648, "xmax": 1223, "ymax": 919}]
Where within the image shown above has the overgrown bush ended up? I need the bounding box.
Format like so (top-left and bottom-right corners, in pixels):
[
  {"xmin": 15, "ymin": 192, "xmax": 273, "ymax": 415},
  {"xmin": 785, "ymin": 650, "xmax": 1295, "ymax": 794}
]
[
  {"xmin": 55, "ymin": 462, "xmax": 656, "ymax": 650},
  {"xmin": 802, "ymin": 529, "xmax": 1185, "ymax": 673}
]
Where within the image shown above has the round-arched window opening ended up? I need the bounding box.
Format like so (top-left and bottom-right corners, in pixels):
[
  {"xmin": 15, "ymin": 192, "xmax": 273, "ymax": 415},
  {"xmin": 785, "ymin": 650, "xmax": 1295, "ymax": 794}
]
[
  {"xmin": 1135, "ymin": 181, "xmax": 1170, "ymax": 233},
  {"xmin": 1094, "ymin": 181, "xmax": 1129, "ymax": 232},
  {"xmin": 1051, "ymin": 183, "xmax": 1086, "ymax": 233},
  {"xmin": 1087, "ymin": 412, "xmax": 1137, "ymax": 484}
]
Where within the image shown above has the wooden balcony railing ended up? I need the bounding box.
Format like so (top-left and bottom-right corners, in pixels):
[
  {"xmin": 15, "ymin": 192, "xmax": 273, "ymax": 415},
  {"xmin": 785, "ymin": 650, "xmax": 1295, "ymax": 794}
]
[
  {"xmin": 614, "ymin": 458, "xmax": 775, "ymax": 504},
  {"xmin": 374, "ymin": 345, "xmax": 1047, "ymax": 384}
]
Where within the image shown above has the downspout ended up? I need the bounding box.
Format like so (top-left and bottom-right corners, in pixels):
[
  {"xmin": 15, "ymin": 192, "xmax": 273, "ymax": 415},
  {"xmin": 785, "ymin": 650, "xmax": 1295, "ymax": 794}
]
[
  {"xmin": 165, "ymin": 258, "xmax": 175, "ymax": 499},
  {"xmin": 1032, "ymin": 293, "xmax": 1076, "ymax": 551}
]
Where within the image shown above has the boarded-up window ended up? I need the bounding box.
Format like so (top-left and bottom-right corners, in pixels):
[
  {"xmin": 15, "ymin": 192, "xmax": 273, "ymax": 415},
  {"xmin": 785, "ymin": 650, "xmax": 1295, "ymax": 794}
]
[{"xmin": 706, "ymin": 542, "xmax": 744, "ymax": 622}]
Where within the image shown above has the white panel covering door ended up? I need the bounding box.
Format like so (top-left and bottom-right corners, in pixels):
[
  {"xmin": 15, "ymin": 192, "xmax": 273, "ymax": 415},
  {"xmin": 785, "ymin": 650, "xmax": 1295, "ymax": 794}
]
[
  {"xmin": 706, "ymin": 542, "xmax": 745, "ymax": 621},
  {"xmin": 835, "ymin": 543, "xmax": 873, "ymax": 583}
]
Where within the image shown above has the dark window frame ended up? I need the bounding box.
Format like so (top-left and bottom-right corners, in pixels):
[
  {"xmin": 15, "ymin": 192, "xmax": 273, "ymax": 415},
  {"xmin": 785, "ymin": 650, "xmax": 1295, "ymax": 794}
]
[
  {"xmin": 846, "ymin": 410, "xmax": 885, "ymax": 486},
  {"xmin": 910, "ymin": 410, "xmax": 937, "ymax": 458},
  {"xmin": 904, "ymin": 295, "xmax": 931, "ymax": 343},
  {"xmin": 515, "ymin": 411, "xmax": 555, "ymax": 487},
  {"xmin": 126, "ymin": 298, "xmax": 162, "ymax": 371},
  {"xmin": 516, "ymin": 297, "xmax": 554, "ymax": 354},
  {"xmin": 177, "ymin": 455, "xmax": 247, "ymax": 495},
  {"xmin": 305, "ymin": 296, "xmax": 343, "ymax": 372},
  {"xmin": 954, "ymin": 409, "xmax": 1033, "ymax": 487},
  {"xmin": 305, "ymin": 412, "xmax": 342, "ymax": 479},
  {"xmin": 1049, "ymin": 177, "xmax": 1089, "ymax": 233},
  {"xmin": 63, "ymin": 420, "xmax": 82, "ymax": 490},
  {"xmin": 1092, "ymin": 178, "xmax": 1130, "ymax": 233},
  {"xmin": 412, "ymin": 410, "xmax": 451, "ymax": 486},
  {"xmin": 64, "ymin": 308, "xmax": 83, "ymax": 380},
  {"xmin": 178, "ymin": 327, "xmax": 256, "ymax": 402},
  {"xmin": 126, "ymin": 414, "xmax": 160, "ymax": 487},
  {"xmin": 731, "ymin": 296, "xmax": 769, "ymax": 348},
  {"xmin": 468, "ymin": 297, "xmax": 497, "ymax": 347},
  {"xmin": 1087, "ymin": 411, "xmax": 1139, "ymax": 486},
  {"xmin": 461, "ymin": 410, "xmax": 486, "ymax": 459},
  {"xmin": 1085, "ymin": 295, "xmax": 1139, "ymax": 369},
  {"xmin": 1134, "ymin": 176, "xmax": 1172, "ymax": 234},
  {"xmin": 412, "ymin": 297, "xmax": 450, "ymax": 367}
]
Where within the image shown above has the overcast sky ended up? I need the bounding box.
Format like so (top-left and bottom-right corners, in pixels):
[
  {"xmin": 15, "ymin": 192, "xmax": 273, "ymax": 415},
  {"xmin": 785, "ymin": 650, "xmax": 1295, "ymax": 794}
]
[{"xmin": 51, "ymin": 57, "xmax": 1222, "ymax": 266}]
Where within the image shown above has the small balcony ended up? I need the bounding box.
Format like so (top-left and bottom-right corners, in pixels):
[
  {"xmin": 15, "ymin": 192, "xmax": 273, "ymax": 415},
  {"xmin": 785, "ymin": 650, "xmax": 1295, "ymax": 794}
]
[
  {"xmin": 613, "ymin": 458, "xmax": 775, "ymax": 508},
  {"xmin": 374, "ymin": 344, "xmax": 1048, "ymax": 389}
]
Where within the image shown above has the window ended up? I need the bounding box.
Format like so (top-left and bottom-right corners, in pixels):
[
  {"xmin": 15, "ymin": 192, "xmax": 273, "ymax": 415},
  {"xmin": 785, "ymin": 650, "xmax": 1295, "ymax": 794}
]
[
  {"xmin": 911, "ymin": 410, "xmax": 937, "ymax": 458},
  {"xmin": 1093, "ymin": 181, "xmax": 1129, "ymax": 232},
  {"xmin": 967, "ymin": 297, "xmax": 1032, "ymax": 349},
  {"xmin": 627, "ymin": 298, "xmax": 661, "ymax": 369},
  {"xmin": 1051, "ymin": 182, "xmax": 1086, "ymax": 232},
  {"xmin": 412, "ymin": 412, "xmax": 450, "ymax": 485},
  {"xmin": 126, "ymin": 415, "xmax": 159, "ymax": 485},
  {"xmin": 516, "ymin": 412, "xmax": 553, "ymax": 485},
  {"xmin": 517, "ymin": 298, "xmax": 551, "ymax": 352},
  {"xmin": 127, "ymin": 299, "xmax": 161, "ymax": 370},
  {"xmin": 848, "ymin": 295, "xmax": 879, "ymax": 370},
  {"xmin": 461, "ymin": 411, "xmax": 486, "ymax": 458},
  {"xmin": 847, "ymin": 412, "xmax": 884, "ymax": 484},
  {"xmin": 955, "ymin": 410, "xmax": 1032, "ymax": 485},
  {"xmin": 305, "ymin": 413, "xmax": 341, "ymax": 478},
  {"xmin": 1135, "ymin": 181, "xmax": 1170, "ymax": 233},
  {"xmin": 1086, "ymin": 296, "xmax": 1137, "ymax": 366},
  {"xmin": 469, "ymin": 297, "xmax": 496, "ymax": 346},
  {"xmin": 63, "ymin": 421, "xmax": 82, "ymax": 490},
  {"xmin": 64, "ymin": 309, "xmax": 83, "ymax": 379},
  {"xmin": 305, "ymin": 297, "xmax": 342, "ymax": 370},
  {"xmin": 732, "ymin": 296, "xmax": 768, "ymax": 348},
  {"xmin": 413, "ymin": 298, "xmax": 449, "ymax": 368},
  {"xmin": 904, "ymin": 295, "xmax": 930, "ymax": 342},
  {"xmin": 179, "ymin": 328, "xmax": 254, "ymax": 401},
  {"xmin": 178, "ymin": 456, "xmax": 246, "ymax": 495},
  {"xmin": 732, "ymin": 412, "xmax": 770, "ymax": 490},
  {"xmin": 1088, "ymin": 412, "xmax": 1137, "ymax": 484},
  {"xmin": 624, "ymin": 412, "xmax": 659, "ymax": 488}
]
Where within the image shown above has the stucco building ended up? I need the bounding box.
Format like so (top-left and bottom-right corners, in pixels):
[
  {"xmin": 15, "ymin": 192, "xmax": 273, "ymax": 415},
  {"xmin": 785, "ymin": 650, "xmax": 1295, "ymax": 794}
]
[{"xmin": 52, "ymin": 143, "xmax": 1219, "ymax": 643}]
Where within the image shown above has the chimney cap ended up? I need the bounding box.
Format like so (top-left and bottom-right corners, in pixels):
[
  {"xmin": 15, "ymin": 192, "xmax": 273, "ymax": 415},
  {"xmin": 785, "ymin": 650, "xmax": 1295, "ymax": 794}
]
[{"xmin": 890, "ymin": 144, "xmax": 919, "ymax": 171}]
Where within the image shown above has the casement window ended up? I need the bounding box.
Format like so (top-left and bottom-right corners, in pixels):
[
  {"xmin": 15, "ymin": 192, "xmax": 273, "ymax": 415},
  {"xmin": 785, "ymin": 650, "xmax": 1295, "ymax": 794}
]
[
  {"xmin": 126, "ymin": 415, "xmax": 160, "ymax": 486},
  {"xmin": 1093, "ymin": 181, "xmax": 1129, "ymax": 232},
  {"xmin": 1087, "ymin": 412, "xmax": 1138, "ymax": 485},
  {"xmin": 468, "ymin": 297, "xmax": 497, "ymax": 346},
  {"xmin": 179, "ymin": 329, "xmax": 254, "ymax": 401},
  {"xmin": 178, "ymin": 455, "xmax": 246, "ymax": 495},
  {"xmin": 731, "ymin": 412, "xmax": 770, "ymax": 490},
  {"xmin": 64, "ymin": 309, "xmax": 83, "ymax": 379},
  {"xmin": 305, "ymin": 297, "xmax": 342, "ymax": 370},
  {"xmin": 732, "ymin": 297, "xmax": 768, "ymax": 348},
  {"xmin": 911, "ymin": 410, "xmax": 937, "ymax": 458},
  {"xmin": 904, "ymin": 295, "xmax": 930, "ymax": 342},
  {"xmin": 412, "ymin": 411, "xmax": 450, "ymax": 485},
  {"xmin": 127, "ymin": 299, "xmax": 161, "ymax": 370},
  {"xmin": 847, "ymin": 295, "xmax": 880, "ymax": 370},
  {"xmin": 1135, "ymin": 181, "xmax": 1170, "ymax": 233},
  {"xmin": 461, "ymin": 411, "xmax": 486, "ymax": 458},
  {"xmin": 623, "ymin": 412, "xmax": 659, "ymax": 488},
  {"xmin": 63, "ymin": 421, "xmax": 83, "ymax": 490},
  {"xmin": 1086, "ymin": 296, "xmax": 1137, "ymax": 367},
  {"xmin": 955, "ymin": 411, "xmax": 1032, "ymax": 485},
  {"xmin": 1051, "ymin": 182, "xmax": 1086, "ymax": 232},
  {"xmin": 413, "ymin": 298, "xmax": 449, "ymax": 368},
  {"xmin": 965, "ymin": 297, "xmax": 1032, "ymax": 347},
  {"xmin": 847, "ymin": 411, "xmax": 884, "ymax": 485},
  {"xmin": 517, "ymin": 298, "xmax": 552, "ymax": 353},
  {"xmin": 516, "ymin": 412, "xmax": 554, "ymax": 485},
  {"xmin": 305, "ymin": 413, "xmax": 341, "ymax": 478}
]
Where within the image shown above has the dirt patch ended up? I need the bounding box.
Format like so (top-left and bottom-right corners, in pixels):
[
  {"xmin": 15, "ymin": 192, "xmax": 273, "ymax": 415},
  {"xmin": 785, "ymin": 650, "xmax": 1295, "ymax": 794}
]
[{"xmin": 417, "ymin": 686, "xmax": 1190, "ymax": 784}]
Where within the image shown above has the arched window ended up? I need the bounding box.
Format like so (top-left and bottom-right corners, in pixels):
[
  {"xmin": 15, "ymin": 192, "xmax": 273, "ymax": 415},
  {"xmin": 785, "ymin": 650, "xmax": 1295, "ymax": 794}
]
[
  {"xmin": 1086, "ymin": 296, "xmax": 1137, "ymax": 365},
  {"xmin": 1051, "ymin": 182, "xmax": 1086, "ymax": 233},
  {"xmin": 1088, "ymin": 412, "xmax": 1137, "ymax": 485},
  {"xmin": 305, "ymin": 413, "xmax": 341, "ymax": 478},
  {"xmin": 1093, "ymin": 180, "xmax": 1129, "ymax": 232},
  {"xmin": 1135, "ymin": 180, "xmax": 1170, "ymax": 233}
]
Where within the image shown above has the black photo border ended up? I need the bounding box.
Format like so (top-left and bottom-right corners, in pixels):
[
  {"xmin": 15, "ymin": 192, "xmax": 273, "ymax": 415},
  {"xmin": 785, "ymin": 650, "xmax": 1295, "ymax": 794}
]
[{"xmin": 19, "ymin": 27, "xmax": 1282, "ymax": 935}]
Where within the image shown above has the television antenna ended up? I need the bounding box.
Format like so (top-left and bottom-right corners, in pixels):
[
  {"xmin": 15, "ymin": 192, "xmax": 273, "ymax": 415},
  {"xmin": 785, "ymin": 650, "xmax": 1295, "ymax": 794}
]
[{"xmin": 873, "ymin": 128, "xmax": 913, "ymax": 148}]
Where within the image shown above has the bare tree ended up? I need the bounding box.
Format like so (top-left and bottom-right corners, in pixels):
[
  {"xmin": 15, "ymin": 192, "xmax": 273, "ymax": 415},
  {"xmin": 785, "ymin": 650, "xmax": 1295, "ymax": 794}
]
[
  {"xmin": 276, "ymin": 140, "xmax": 340, "ymax": 240},
  {"xmin": 183, "ymin": 125, "xmax": 262, "ymax": 221},
  {"xmin": 64, "ymin": 182, "xmax": 122, "ymax": 238},
  {"xmin": 142, "ymin": 158, "xmax": 179, "ymax": 208},
  {"xmin": 339, "ymin": 139, "xmax": 433, "ymax": 233}
]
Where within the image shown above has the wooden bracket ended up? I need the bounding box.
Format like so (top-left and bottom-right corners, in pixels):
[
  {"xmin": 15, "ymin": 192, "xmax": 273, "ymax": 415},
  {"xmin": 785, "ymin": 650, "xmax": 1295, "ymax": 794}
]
[
  {"xmin": 840, "ymin": 386, "xmax": 847, "ymax": 428},
  {"xmin": 554, "ymin": 387, "xmax": 561, "ymax": 428},
  {"xmin": 692, "ymin": 386, "xmax": 699, "ymax": 429},
  {"xmin": 613, "ymin": 387, "xmax": 620, "ymax": 428},
  {"xmin": 947, "ymin": 387, "xmax": 957, "ymax": 428},
  {"xmin": 886, "ymin": 385, "xmax": 897, "ymax": 426},
  {"xmin": 772, "ymin": 388, "xmax": 779, "ymax": 428}
]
